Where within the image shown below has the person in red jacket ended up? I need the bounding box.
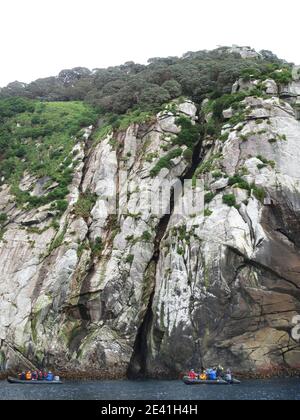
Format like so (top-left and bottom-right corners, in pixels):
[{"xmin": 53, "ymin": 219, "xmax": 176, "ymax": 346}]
[{"xmin": 188, "ymin": 369, "xmax": 197, "ymax": 380}]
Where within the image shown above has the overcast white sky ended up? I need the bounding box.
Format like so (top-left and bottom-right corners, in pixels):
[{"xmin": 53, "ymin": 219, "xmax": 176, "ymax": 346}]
[{"xmin": 0, "ymin": 0, "xmax": 299, "ymax": 87}]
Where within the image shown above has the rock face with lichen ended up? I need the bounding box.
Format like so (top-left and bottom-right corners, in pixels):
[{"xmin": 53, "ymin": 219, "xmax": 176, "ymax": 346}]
[
  {"xmin": 145, "ymin": 90, "xmax": 300, "ymax": 376},
  {"xmin": 0, "ymin": 100, "xmax": 200, "ymax": 377},
  {"xmin": 0, "ymin": 60, "xmax": 300, "ymax": 378}
]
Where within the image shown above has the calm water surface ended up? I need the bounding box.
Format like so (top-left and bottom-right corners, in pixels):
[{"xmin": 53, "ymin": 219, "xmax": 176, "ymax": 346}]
[{"xmin": 0, "ymin": 378, "xmax": 299, "ymax": 400}]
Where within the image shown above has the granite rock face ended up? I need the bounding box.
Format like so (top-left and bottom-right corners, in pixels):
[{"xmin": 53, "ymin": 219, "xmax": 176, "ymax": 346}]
[
  {"xmin": 228, "ymin": 46, "xmax": 262, "ymax": 60},
  {"xmin": 0, "ymin": 101, "xmax": 199, "ymax": 376},
  {"xmin": 145, "ymin": 93, "xmax": 300, "ymax": 376},
  {"xmin": 0, "ymin": 87, "xmax": 300, "ymax": 378}
]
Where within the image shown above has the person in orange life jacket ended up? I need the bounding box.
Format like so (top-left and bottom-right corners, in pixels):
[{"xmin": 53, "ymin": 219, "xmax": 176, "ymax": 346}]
[
  {"xmin": 25, "ymin": 371, "xmax": 32, "ymax": 381},
  {"xmin": 199, "ymin": 370, "xmax": 207, "ymax": 380},
  {"xmin": 188, "ymin": 369, "xmax": 197, "ymax": 380}
]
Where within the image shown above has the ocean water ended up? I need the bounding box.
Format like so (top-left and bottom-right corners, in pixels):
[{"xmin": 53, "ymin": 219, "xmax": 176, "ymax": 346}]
[{"xmin": 0, "ymin": 377, "xmax": 299, "ymax": 400}]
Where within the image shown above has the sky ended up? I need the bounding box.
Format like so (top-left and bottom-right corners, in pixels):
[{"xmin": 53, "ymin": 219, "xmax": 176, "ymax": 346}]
[{"xmin": 1, "ymin": 0, "xmax": 300, "ymax": 87}]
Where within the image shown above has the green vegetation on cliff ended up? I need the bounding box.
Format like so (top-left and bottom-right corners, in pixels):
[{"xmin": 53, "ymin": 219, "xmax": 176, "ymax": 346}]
[
  {"xmin": 223, "ymin": 194, "xmax": 237, "ymax": 207},
  {"xmin": 0, "ymin": 98, "xmax": 97, "ymax": 207},
  {"xmin": 0, "ymin": 47, "xmax": 292, "ymax": 209},
  {"xmin": 150, "ymin": 148, "xmax": 183, "ymax": 177},
  {"xmin": 74, "ymin": 191, "xmax": 98, "ymax": 220}
]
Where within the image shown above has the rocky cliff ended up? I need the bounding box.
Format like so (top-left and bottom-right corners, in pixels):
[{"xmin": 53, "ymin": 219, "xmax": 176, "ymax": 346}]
[{"xmin": 0, "ymin": 50, "xmax": 300, "ymax": 378}]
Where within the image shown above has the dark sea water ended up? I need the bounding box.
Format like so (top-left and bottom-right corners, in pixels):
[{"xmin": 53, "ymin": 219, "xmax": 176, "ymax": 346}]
[{"xmin": 0, "ymin": 378, "xmax": 299, "ymax": 400}]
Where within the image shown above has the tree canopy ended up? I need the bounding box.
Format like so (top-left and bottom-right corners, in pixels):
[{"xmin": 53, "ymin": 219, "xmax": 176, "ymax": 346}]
[{"xmin": 0, "ymin": 47, "xmax": 289, "ymax": 115}]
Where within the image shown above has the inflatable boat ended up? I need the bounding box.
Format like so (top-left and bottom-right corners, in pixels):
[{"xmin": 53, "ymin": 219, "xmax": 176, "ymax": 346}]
[
  {"xmin": 183, "ymin": 376, "xmax": 241, "ymax": 385},
  {"xmin": 7, "ymin": 376, "xmax": 63, "ymax": 385}
]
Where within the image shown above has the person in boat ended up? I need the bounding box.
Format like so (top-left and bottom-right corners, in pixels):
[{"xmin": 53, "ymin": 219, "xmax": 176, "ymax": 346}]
[
  {"xmin": 216, "ymin": 365, "xmax": 224, "ymax": 378},
  {"xmin": 43, "ymin": 370, "xmax": 48, "ymax": 380},
  {"xmin": 188, "ymin": 369, "xmax": 197, "ymax": 380},
  {"xmin": 31, "ymin": 371, "xmax": 38, "ymax": 381},
  {"xmin": 199, "ymin": 370, "xmax": 207, "ymax": 381},
  {"xmin": 225, "ymin": 369, "xmax": 232, "ymax": 382},
  {"xmin": 46, "ymin": 371, "xmax": 54, "ymax": 381},
  {"xmin": 37, "ymin": 370, "xmax": 43, "ymax": 381},
  {"xmin": 18, "ymin": 372, "xmax": 26, "ymax": 381},
  {"xmin": 25, "ymin": 370, "xmax": 32, "ymax": 381},
  {"xmin": 208, "ymin": 368, "xmax": 217, "ymax": 381}
]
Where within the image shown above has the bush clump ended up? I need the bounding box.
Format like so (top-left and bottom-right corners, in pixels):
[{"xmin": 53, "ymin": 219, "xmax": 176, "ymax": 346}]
[
  {"xmin": 91, "ymin": 237, "xmax": 103, "ymax": 257},
  {"xmin": 56, "ymin": 200, "xmax": 69, "ymax": 213},
  {"xmin": 0, "ymin": 213, "xmax": 8, "ymax": 225},
  {"xmin": 204, "ymin": 192, "xmax": 215, "ymax": 204},
  {"xmin": 174, "ymin": 116, "xmax": 200, "ymax": 148},
  {"xmin": 256, "ymin": 155, "xmax": 275, "ymax": 169},
  {"xmin": 204, "ymin": 209, "xmax": 213, "ymax": 217},
  {"xmin": 212, "ymin": 92, "xmax": 248, "ymax": 121},
  {"xmin": 223, "ymin": 194, "xmax": 237, "ymax": 207},
  {"xmin": 150, "ymin": 148, "xmax": 182, "ymax": 177},
  {"xmin": 126, "ymin": 254, "xmax": 134, "ymax": 264},
  {"xmin": 228, "ymin": 175, "xmax": 250, "ymax": 191},
  {"xmin": 194, "ymin": 153, "xmax": 222, "ymax": 176},
  {"xmin": 183, "ymin": 148, "xmax": 193, "ymax": 162},
  {"xmin": 142, "ymin": 231, "xmax": 152, "ymax": 242},
  {"xmin": 271, "ymin": 68, "xmax": 292, "ymax": 85},
  {"xmin": 251, "ymin": 184, "xmax": 266, "ymax": 203},
  {"xmin": 74, "ymin": 191, "xmax": 97, "ymax": 219}
]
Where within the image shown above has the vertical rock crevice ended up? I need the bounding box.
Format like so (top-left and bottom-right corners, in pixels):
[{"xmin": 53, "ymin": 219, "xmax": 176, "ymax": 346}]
[
  {"xmin": 127, "ymin": 212, "xmax": 172, "ymax": 379},
  {"xmin": 128, "ymin": 126, "xmax": 204, "ymax": 379}
]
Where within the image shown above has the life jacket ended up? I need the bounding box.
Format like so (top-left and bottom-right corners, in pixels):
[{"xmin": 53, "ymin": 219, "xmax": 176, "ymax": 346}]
[
  {"xmin": 46, "ymin": 372, "xmax": 54, "ymax": 381},
  {"xmin": 200, "ymin": 373, "xmax": 207, "ymax": 380},
  {"xmin": 188, "ymin": 371, "xmax": 196, "ymax": 379},
  {"xmin": 25, "ymin": 372, "xmax": 32, "ymax": 381},
  {"xmin": 209, "ymin": 370, "xmax": 217, "ymax": 380}
]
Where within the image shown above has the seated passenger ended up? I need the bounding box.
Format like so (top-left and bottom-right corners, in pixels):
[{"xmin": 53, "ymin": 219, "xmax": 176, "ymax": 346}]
[
  {"xmin": 225, "ymin": 369, "xmax": 232, "ymax": 382},
  {"xmin": 25, "ymin": 371, "xmax": 32, "ymax": 381},
  {"xmin": 199, "ymin": 370, "xmax": 207, "ymax": 381},
  {"xmin": 216, "ymin": 365, "xmax": 224, "ymax": 378},
  {"xmin": 188, "ymin": 369, "xmax": 197, "ymax": 380},
  {"xmin": 209, "ymin": 369, "xmax": 217, "ymax": 381},
  {"xmin": 31, "ymin": 371, "xmax": 38, "ymax": 381},
  {"xmin": 46, "ymin": 371, "xmax": 54, "ymax": 381}
]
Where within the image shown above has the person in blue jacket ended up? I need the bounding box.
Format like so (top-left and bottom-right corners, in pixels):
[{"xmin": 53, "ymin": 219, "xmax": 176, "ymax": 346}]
[
  {"xmin": 208, "ymin": 368, "xmax": 217, "ymax": 380},
  {"xmin": 46, "ymin": 371, "xmax": 54, "ymax": 381}
]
